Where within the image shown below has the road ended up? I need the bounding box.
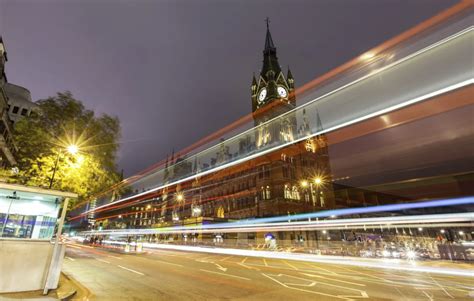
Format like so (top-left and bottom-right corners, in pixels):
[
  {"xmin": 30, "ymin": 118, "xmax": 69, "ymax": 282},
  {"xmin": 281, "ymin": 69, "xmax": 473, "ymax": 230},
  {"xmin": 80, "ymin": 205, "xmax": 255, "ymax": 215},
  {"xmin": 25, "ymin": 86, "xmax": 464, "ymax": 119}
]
[{"xmin": 63, "ymin": 243, "xmax": 473, "ymax": 301}]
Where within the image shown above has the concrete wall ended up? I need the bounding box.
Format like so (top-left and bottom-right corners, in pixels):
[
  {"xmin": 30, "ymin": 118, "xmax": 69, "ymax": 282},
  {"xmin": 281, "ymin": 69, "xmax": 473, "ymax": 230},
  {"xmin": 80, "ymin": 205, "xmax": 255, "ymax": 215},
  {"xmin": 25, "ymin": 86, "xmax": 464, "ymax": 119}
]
[{"xmin": 0, "ymin": 239, "xmax": 54, "ymax": 293}]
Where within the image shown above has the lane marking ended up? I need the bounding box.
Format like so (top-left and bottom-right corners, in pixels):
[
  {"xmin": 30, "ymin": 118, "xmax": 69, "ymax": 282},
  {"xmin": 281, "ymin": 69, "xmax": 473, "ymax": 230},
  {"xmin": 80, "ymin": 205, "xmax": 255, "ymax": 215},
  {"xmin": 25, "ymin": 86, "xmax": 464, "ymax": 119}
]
[
  {"xmin": 303, "ymin": 262, "xmax": 338, "ymax": 275},
  {"xmin": 95, "ymin": 258, "xmax": 111, "ymax": 264},
  {"xmin": 65, "ymin": 256, "xmax": 76, "ymax": 261},
  {"xmin": 263, "ymin": 258, "xmax": 268, "ymax": 267},
  {"xmin": 261, "ymin": 273, "xmax": 352, "ymax": 300},
  {"xmin": 155, "ymin": 260, "xmax": 184, "ymax": 267},
  {"xmin": 108, "ymin": 255, "xmax": 122, "ymax": 260},
  {"xmin": 422, "ymin": 291, "xmax": 434, "ymax": 301},
  {"xmin": 300, "ymin": 272, "xmax": 366, "ymax": 287},
  {"xmin": 215, "ymin": 263, "xmax": 227, "ymax": 272},
  {"xmin": 283, "ymin": 260, "xmax": 298, "ymax": 270},
  {"xmin": 428, "ymin": 274, "xmax": 455, "ymax": 299},
  {"xmin": 117, "ymin": 265, "xmax": 145, "ymax": 276},
  {"xmin": 237, "ymin": 262, "xmax": 260, "ymax": 271},
  {"xmin": 199, "ymin": 269, "xmax": 250, "ymax": 281},
  {"xmin": 220, "ymin": 255, "xmax": 233, "ymax": 262},
  {"xmin": 241, "ymin": 257, "xmax": 248, "ymax": 264}
]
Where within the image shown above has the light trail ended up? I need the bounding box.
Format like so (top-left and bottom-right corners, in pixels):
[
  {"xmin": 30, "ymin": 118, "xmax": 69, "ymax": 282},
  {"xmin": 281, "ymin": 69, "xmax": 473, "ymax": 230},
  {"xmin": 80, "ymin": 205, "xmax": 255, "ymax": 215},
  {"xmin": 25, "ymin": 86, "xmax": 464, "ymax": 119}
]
[
  {"xmin": 70, "ymin": 241, "xmax": 473, "ymax": 278},
  {"xmin": 81, "ymin": 211, "xmax": 473, "ymax": 236}
]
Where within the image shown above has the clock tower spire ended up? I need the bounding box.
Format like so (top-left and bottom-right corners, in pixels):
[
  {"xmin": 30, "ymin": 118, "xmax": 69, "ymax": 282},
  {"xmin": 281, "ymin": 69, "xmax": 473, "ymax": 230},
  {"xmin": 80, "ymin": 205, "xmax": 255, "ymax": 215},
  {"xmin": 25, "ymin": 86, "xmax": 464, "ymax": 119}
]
[{"xmin": 252, "ymin": 19, "xmax": 295, "ymax": 116}]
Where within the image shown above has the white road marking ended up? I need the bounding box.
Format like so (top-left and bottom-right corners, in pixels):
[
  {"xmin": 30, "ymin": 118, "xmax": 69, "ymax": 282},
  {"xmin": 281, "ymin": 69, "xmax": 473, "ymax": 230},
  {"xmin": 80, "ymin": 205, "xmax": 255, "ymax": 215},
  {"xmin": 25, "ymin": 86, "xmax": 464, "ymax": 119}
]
[
  {"xmin": 261, "ymin": 273, "xmax": 352, "ymax": 300},
  {"xmin": 283, "ymin": 260, "xmax": 298, "ymax": 270},
  {"xmin": 241, "ymin": 257, "xmax": 248, "ymax": 264},
  {"xmin": 65, "ymin": 256, "xmax": 75, "ymax": 261},
  {"xmin": 95, "ymin": 258, "xmax": 111, "ymax": 264},
  {"xmin": 117, "ymin": 265, "xmax": 144, "ymax": 276},
  {"xmin": 108, "ymin": 255, "xmax": 122, "ymax": 260},
  {"xmin": 428, "ymin": 274, "xmax": 455, "ymax": 299},
  {"xmin": 422, "ymin": 291, "xmax": 434, "ymax": 301},
  {"xmin": 237, "ymin": 262, "xmax": 260, "ymax": 271},
  {"xmin": 219, "ymin": 255, "xmax": 233, "ymax": 262},
  {"xmin": 155, "ymin": 260, "xmax": 184, "ymax": 267},
  {"xmin": 300, "ymin": 272, "xmax": 366, "ymax": 287},
  {"xmin": 199, "ymin": 269, "xmax": 250, "ymax": 281},
  {"xmin": 303, "ymin": 262, "xmax": 338, "ymax": 275},
  {"xmin": 263, "ymin": 258, "xmax": 269, "ymax": 267},
  {"xmin": 215, "ymin": 263, "xmax": 227, "ymax": 272}
]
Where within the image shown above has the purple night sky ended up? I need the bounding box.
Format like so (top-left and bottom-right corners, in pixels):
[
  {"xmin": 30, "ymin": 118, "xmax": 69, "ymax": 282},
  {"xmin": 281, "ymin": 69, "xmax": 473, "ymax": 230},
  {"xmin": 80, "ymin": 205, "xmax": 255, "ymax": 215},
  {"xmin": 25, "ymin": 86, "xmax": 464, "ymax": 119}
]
[{"xmin": 0, "ymin": 0, "xmax": 456, "ymax": 176}]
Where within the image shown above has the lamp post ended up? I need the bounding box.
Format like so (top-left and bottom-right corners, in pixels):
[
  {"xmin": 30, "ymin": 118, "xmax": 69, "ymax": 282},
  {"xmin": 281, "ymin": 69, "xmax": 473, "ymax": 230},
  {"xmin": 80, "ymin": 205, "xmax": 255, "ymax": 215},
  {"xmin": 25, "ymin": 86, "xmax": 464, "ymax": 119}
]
[
  {"xmin": 314, "ymin": 177, "xmax": 323, "ymax": 206},
  {"xmin": 49, "ymin": 144, "xmax": 79, "ymax": 189}
]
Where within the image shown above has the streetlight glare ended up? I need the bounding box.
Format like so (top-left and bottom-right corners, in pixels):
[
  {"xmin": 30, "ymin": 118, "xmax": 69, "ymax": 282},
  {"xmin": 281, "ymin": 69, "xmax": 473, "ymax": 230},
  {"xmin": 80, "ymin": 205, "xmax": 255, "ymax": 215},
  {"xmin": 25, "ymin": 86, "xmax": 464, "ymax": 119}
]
[
  {"xmin": 67, "ymin": 144, "xmax": 79, "ymax": 155},
  {"xmin": 300, "ymin": 180, "xmax": 309, "ymax": 188},
  {"xmin": 314, "ymin": 177, "xmax": 323, "ymax": 185}
]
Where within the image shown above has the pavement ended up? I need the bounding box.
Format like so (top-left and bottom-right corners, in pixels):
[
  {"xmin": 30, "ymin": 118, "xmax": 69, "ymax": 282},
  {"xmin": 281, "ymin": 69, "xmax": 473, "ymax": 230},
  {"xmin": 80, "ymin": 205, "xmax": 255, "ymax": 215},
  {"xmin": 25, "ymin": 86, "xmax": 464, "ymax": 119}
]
[
  {"xmin": 61, "ymin": 242, "xmax": 474, "ymax": 301},
  {"xmin": 0, "ymin": 273, "xmax": 84, "ymax": 301}
]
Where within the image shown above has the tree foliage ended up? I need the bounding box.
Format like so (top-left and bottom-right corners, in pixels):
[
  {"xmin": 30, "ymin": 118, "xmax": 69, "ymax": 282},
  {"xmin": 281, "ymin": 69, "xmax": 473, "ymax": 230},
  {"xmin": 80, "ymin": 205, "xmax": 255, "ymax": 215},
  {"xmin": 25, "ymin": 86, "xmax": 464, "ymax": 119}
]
[{"xmin": 12, "ymin": 92, "xmax": 121, "ymax": 199}]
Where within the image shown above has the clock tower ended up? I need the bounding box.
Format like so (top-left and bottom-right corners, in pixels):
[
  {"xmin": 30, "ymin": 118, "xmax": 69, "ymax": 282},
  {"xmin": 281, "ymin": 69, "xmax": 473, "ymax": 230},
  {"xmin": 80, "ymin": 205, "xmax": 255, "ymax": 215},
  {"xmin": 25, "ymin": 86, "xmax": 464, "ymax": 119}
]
[{"xmin": 251, "ymin": 19, "xmax": 296, "ymax": 148}]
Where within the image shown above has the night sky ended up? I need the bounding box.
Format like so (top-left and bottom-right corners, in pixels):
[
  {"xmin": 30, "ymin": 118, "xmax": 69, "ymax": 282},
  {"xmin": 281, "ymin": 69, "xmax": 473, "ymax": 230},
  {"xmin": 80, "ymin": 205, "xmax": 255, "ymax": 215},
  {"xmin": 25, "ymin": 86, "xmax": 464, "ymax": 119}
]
[{"xmin": 0, "ymin": 0, "xmax": 457, "ymax": 176}]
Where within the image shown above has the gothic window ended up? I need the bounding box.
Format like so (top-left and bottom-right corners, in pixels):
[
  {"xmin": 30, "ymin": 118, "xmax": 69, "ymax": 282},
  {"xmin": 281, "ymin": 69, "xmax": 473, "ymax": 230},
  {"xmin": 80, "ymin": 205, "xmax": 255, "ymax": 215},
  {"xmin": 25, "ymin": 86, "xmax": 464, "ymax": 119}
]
[
  {"xmin": 292, "ymin": 186, "xmax": 300, "ymax": 200},
  {"xmin": 305, "ymin": 138, "xmax": 316, "ymax": 153},
  {"xmin": 284, "ymin": 184, "xmax": 291, "ymax": 199},
  {"xmin": 320, "ymin": 192, "xmax": 326, "ymax": 207},
  {"xmin": 265, "ymin": 186, "xmax": 271, "ymax": 199}
]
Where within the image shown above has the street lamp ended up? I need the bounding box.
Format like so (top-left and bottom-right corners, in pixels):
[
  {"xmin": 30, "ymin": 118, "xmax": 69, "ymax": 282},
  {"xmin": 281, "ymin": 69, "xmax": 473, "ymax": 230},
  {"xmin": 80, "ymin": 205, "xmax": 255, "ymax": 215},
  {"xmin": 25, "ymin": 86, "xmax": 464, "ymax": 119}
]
[
  {"xmin": 313, "ymin": 177, "xmax": 323, "ymax": 206},
  {"xmin": 67, "ymin": 144, "xmax": 79, "ymax": 155},
  {"xmin": 49, "ymin": 144, "xmax": 79, "ymax": 189}
]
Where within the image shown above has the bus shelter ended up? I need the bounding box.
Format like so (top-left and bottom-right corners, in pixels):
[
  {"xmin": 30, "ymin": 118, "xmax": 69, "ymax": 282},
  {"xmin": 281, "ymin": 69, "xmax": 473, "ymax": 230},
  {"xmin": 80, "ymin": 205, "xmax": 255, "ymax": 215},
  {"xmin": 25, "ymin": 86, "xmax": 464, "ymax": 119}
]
[{"xmin": 0, "ymin": 182, "xmax": 77, "ymax": 293}]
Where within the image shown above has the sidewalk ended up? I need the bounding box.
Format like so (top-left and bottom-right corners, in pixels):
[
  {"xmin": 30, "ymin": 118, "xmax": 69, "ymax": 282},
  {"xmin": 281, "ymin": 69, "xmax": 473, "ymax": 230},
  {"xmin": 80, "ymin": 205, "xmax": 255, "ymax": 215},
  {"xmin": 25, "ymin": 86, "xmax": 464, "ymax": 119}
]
[{"xmin": 0, "ymin": 273, "xmax": 91, "ymax": 301}]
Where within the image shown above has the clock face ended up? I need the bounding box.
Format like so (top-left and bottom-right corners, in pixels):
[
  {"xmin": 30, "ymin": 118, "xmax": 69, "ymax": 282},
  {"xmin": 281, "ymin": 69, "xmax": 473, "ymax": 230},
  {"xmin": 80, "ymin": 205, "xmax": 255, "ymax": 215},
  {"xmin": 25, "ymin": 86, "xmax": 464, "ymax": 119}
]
[
  {"xmin": 277, "ymin": 86, "xmax": 288, "ymax": 98},
  {"xmin": 258, "ymin": 88, "xmax": 267, "ymax": 102}
]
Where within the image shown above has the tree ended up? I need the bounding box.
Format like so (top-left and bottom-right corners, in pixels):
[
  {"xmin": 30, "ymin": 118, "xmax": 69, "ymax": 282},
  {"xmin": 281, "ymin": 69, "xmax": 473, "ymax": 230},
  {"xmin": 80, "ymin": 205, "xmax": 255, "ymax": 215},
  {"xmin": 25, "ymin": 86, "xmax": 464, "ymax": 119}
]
[{"xmin": 12, "ymin": 92, "xmax": 121, "ymax": 200}]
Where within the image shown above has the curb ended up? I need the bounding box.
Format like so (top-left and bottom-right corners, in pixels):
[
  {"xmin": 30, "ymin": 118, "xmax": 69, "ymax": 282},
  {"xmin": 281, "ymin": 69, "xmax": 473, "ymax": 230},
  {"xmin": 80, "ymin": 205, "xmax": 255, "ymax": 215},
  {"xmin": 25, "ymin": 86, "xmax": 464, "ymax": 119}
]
[{"xmin": 60, "ymin": 273, "xmax": 92, "ymax": 301}]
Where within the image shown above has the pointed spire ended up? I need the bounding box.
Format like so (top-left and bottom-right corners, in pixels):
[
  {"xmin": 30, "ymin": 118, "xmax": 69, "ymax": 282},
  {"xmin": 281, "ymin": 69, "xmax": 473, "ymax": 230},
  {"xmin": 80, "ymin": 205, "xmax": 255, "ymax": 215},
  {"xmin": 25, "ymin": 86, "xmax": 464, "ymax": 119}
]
[
  {"xmin": 264, "ymin": 17, "xmax": 276, "ymax": 54},
  {"xmin": 287, "ymin": 66, "xmax": 293, "ymax": 80},
  {"xmin": 316, "ymin": 110, "xmax": 324, "ymax": 132}
]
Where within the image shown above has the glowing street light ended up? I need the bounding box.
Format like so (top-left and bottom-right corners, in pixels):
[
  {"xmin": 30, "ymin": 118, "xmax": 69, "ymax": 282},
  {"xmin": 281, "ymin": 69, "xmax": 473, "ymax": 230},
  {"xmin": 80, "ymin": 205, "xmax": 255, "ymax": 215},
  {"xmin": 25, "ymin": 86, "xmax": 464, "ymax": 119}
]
[
  {"xmin": 67, "ymin": 144, "xmax": 79, "ymax": 155},
  {"xmin": 176, "ymin": 193, "xmax": 184, "ymax": 202},
  {"xmin": 314, "ymin": 177, "xmax": 323, "ymax": 185},
  {"xmin": 300, "ymin": 180, "xmax": 309, "ymax": 188}
]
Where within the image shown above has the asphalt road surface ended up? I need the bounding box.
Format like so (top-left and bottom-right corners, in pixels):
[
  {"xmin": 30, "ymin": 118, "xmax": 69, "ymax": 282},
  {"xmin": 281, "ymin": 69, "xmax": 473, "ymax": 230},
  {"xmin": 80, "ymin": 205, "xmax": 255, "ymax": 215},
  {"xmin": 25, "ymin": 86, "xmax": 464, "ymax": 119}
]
[{"xmin": 63, "ymin": 243, "xmax": 473, "ymax": 301}]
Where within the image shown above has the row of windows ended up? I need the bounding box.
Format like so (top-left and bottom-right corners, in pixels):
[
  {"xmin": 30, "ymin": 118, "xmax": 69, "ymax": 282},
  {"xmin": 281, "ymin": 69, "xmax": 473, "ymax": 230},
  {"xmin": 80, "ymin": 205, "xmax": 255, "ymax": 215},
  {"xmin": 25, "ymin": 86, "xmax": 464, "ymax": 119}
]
[{"xmin": 8, "ymin": 105, "xmax": 31, "ymax": 117}]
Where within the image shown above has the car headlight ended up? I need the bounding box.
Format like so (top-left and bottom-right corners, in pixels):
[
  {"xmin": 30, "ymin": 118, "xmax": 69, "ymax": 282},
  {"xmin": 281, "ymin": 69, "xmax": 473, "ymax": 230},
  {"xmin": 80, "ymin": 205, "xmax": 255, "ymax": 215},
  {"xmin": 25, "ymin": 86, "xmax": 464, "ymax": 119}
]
[{"xmin": 407, "ymin": 250, "xmax": 416, "ymax": 259}]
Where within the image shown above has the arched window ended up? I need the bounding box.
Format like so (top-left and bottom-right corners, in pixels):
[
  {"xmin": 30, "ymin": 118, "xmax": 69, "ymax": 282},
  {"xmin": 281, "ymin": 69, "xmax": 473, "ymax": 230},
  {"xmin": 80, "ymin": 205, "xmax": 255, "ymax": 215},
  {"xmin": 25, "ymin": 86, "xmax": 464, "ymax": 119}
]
[
  {"xmin": 292, "ymin": 186, "xmax": 300, "ymax": 200},
  {"xmin": 217, "ymin": 206, "xmax": 225, "ymax": 218},
  {"xmin": 265, "ymin": 186, "xmax": 271, "ymax": 199}
]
